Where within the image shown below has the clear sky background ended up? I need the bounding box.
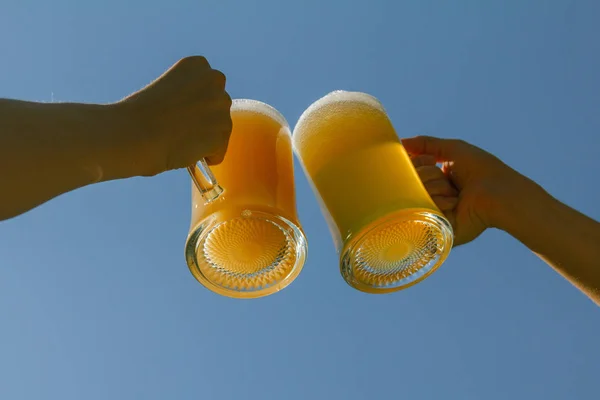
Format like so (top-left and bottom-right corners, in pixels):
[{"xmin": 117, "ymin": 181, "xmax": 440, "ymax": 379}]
[{"xmin": 1, "ymin": 1, "xmax": 599, "ymax": 399}]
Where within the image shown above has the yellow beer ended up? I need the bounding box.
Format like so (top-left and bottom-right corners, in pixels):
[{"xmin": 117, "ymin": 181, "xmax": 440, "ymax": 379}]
[
  {"xmin": 293, "ymin": 91, "xmax": 453, "ymax": 293},
  {"xmin": 186, "ymin": 99, "xmax": 307, "ymax": 298}
]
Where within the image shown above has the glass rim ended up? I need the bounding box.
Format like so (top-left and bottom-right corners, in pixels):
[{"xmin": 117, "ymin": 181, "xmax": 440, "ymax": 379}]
[
  {"xmin": 293, "ymin": 90, "xmax": 387, "ymax": 134},
  {"xmin": 231, "ymin": 98, "xmax": 290, "ymax": 129}
]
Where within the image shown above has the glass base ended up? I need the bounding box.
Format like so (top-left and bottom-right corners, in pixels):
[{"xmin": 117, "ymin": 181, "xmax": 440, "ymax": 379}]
[
  {"xmin": 340, "ymin": 210, "xmax": 453, "ymax": 294},
  {"xmin": 185, "ymin": 210, "xmax": 307, "ymax": 299}
]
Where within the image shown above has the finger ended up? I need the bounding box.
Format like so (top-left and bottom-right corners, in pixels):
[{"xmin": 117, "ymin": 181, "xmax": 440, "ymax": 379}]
[
  {"xmin": 440, "ymin": 161, "xmax": 465, "ymax": 191},
  {"xmin": 431, "ymin": 196, "xmax": 459, "ymax": 212},
  {"xmin": 401, "ymin": 135, "xmax": 465, "ymax": 162},
  {"xmin": 410, "ymin": 154, "xmax": 436, "ymax": 167},
  {"xmin": 424, "ymin": 179, "xmax": 458, "ymax": 197},
  {"xmin": 205, "ymin": 116, "xmax": 233, "ymax": 166},
  {"xmin": 415, "ymin": 165, "xmax": 446, "ymax": 183}
]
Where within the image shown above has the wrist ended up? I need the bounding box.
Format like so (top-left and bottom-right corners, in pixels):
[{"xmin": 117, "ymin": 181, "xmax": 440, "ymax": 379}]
[
  {"xmin": 89, "ymin": 103, "xmax": 143, "ymax": 182},
  {"xmin": 487, "ymin": 172, "xmax": 551, "ymax": 234},
  {"xmin": 106, "ymin": 100, "xmax": 169, "ymax": 179}
]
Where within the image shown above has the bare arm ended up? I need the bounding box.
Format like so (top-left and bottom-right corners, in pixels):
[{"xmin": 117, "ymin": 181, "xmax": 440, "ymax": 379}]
[
  {"xmin": 495, "ymin": 177, "xmax": 600, "ymax": 303},
  {"xmin": 0, "ymin": 100, "xmax": 132, "ymax": 220},
  {"xmin": 402, "ymin": 136, "xmax": 600, "ymax": 305},
  {"xmin": 0, "ymin": 56, "xmax": 232, "ymax": 221}
]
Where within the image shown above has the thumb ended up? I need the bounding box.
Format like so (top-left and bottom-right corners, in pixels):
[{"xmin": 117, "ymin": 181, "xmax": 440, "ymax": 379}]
[{"xmin": 401, "ymin": 136, "xmax": 460, "ymax": 162}]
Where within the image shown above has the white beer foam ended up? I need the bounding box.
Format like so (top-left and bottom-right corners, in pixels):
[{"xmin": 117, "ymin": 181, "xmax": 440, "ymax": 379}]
[
  {"xmin": 295, "ymin": 90, "xmax": 387, "ymax": 130},
  {"xmin": 232, "ymin": 99, "xmax": 289, "ymax": 128}
]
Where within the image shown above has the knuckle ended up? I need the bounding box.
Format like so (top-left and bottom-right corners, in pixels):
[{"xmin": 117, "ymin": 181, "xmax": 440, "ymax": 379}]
[
  {"xmin": 449, "ymin": 138, "xmax": 467, "ymax": 148},
  {"xmin": 212, "ymin": 69, "xmax": 226, "ymax": 83},
  {"xmin": 177, "ymin": 56, "xmax": 210, "ymax": 69},
  {"xmin": 223, "ymin": 92, "xmax": 232, "ymax": 107},
  {"xmin": 189, "ymin": 55, "xmax": 209, "ymax": 65},
  {"xmin": 419, "ymin": 135, "xmax": 436, "ymax": 145}
]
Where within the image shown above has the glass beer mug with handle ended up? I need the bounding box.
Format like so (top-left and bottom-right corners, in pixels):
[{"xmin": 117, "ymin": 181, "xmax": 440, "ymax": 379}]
[
  {"xmin": 293, "ymin": 91, "xmax": 453, "ymax": 293},
  {"xmin": 186, "ymin": 99, "xmax": 308, "ymax": 298}
]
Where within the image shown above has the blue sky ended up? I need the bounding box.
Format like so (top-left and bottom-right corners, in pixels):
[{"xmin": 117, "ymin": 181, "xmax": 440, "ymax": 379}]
[{"xmin": 1, "ymin": 1, "xmax": 599, "ymax": 399}]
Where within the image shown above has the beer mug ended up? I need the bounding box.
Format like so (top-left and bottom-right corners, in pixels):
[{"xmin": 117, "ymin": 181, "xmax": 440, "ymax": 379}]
[
  {"xmin": 185, "ymin": 99, "xmax": 308, "ymax": 298},
  {"xmin": 293, "ymin": 91, "xmax": 453, "ymax": 293}
]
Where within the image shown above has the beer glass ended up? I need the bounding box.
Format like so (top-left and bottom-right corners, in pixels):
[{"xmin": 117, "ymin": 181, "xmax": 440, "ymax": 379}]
[
  {"xmin": 185, "ymin": 99, "xmax": 308, "ymax": 298},
  {"xmin": 293, "ymin": 91, "xmax": 453, "ymax": 293}
]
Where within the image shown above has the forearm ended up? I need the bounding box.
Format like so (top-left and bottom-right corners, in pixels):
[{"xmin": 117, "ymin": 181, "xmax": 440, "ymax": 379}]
[
  {"xmin": 0, "ymin": 99, "xmax": 134, "ymax": 220},
  {"xmin": 494, "ymin": 177, "xmax": 600, "ymax": 304}
]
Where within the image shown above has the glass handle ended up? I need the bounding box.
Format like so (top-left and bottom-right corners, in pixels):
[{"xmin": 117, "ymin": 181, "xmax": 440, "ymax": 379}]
[{"xmin": 187, "ymin": 158, "xmax": 224, "ymax": 204}]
